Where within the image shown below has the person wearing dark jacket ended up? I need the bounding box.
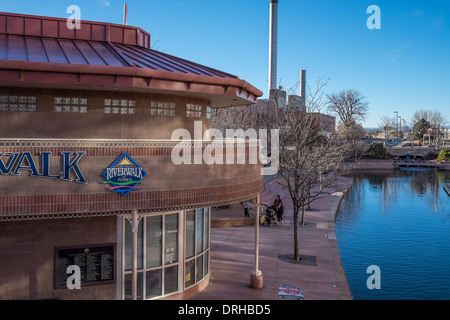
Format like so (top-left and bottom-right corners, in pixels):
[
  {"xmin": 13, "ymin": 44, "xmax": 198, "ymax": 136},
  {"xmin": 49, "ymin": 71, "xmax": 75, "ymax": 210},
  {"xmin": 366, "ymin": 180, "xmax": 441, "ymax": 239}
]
[{"xmin": 274, "ymin": 195, "xmax": 284, "ymax": 223}]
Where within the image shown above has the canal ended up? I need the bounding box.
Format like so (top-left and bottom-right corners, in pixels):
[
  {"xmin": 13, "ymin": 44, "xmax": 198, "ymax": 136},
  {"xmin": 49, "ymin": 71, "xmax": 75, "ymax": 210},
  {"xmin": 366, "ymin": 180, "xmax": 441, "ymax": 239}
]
[{"xmin": 336, "ymin": 169, "xmax": 450, "ymax": 300}]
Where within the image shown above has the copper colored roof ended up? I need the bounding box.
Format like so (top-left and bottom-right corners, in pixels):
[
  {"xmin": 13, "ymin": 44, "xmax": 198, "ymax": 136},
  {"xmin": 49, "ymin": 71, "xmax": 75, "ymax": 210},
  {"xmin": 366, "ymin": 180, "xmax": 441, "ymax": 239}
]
[{"xmin": 0, "ymin": 12, "xmax": 262, "ymax": 106}]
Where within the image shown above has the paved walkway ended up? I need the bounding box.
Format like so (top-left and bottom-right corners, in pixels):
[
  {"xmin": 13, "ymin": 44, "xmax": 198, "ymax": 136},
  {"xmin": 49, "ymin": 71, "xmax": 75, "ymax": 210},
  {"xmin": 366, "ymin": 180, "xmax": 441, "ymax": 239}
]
[{"xmin": 192, "ymin": 178, "xmax": 353, "ymax": 300}]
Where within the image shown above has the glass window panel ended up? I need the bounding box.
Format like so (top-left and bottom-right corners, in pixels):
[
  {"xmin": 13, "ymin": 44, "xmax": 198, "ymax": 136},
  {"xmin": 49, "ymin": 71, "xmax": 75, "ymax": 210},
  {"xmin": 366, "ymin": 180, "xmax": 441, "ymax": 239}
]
[
  {"xmin": 164, "ymin": 266, "xmax": 178, "ymax": 295},
  {"xmin": 165, "ymin": 213, "xmax": 179, "ymax": 265},
  {"xmin": 186, "ymin": 210, "xmax": 195, "ymax": 259},
  {"xmin": 204, "ymin": 251, "xmax": 209, "ymax": 277},
  {"xmin": 124, "ymin": 272, "xmax": 143, "ymax": 300},
  {"xmin": 146, "ymin": 216, "xmax": 162, "ymax": 268},
  {"xmin": 196, "ymin": 255, "xmax": 204, "ymax": 283},
  {"xmin": 145, "ymin": 269, "xmax": 162, "ymax": 299},
  {"xmin": 196, "ymin": 209, "xmax": 204, "ymax": 254},
  {"xmin": 125, "ymin": 219, "xmax": 143, "ymax": 271},
  {"xmin": 204, "ymin": 208, "xmax": 210, "ymax": 250},
  {"xmin": 185, "ymin": 259, "xmax": 195, "ymax": 288}
]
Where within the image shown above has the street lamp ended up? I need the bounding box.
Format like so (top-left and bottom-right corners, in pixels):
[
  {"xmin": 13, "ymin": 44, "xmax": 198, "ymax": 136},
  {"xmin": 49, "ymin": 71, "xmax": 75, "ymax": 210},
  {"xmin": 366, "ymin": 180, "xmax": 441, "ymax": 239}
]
[{"xmin": 394, "ymin": 111, "xmax": 398, "ymax": 143}]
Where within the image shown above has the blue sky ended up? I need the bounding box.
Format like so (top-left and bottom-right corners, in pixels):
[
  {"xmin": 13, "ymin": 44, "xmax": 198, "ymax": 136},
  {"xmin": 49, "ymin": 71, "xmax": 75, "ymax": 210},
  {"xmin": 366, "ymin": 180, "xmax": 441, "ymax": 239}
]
[{"xmin": 2, "ymin": 0, "xmax": 449, "ymax": 128}]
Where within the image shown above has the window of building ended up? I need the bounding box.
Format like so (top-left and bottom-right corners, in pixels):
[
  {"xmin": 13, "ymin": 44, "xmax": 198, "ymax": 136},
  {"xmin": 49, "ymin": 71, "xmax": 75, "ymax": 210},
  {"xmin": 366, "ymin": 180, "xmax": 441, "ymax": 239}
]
[
  {"xmin": 187, "ymin": 104, "xmax": 202, "ymax": 118},
  {"xmin": 206, "ymin": 106, "xmax": 212, "ymax": 119},
  {"xmin": 122, "ymin": 208, "xmax": 210, "ymax": 300},
  {"xmin": 54, "ymin": 97, "xmax": 88, "ymax": 113},
  {"xmin": 123, "ymin": 212, "xmax": 181, "ymax": 300},
  {"xmin": 184, "ymin": 208, "xmax": 210, "ymax": 289},
  {"xmin": 0, "ymin": 95, "xmax": 37, "ymax": 112},
  {"xmin": 150, "ymin": 101, "xmax": 176, "ymax": 117},
  {"xmin": 104, "ymin": 99, "xmax": 136, "ymax": 115}
]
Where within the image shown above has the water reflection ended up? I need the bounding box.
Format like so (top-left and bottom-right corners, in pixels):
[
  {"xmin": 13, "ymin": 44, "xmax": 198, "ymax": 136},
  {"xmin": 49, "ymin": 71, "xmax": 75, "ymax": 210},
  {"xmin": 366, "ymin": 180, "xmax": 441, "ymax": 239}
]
[{"xmin": 337, "ymin": 169, "xmax": 450, "ymax": 300}]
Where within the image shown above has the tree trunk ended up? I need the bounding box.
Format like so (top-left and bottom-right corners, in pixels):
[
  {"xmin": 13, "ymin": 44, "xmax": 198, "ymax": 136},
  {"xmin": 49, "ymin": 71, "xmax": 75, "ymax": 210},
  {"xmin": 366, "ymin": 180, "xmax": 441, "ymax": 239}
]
[
  {"xmin": 293, "ymin": 204, "xmax": 300, "ymax": 261},
  {"xmin": 300, "ymin": 204, "xmax": 306, "ymax": 226}
]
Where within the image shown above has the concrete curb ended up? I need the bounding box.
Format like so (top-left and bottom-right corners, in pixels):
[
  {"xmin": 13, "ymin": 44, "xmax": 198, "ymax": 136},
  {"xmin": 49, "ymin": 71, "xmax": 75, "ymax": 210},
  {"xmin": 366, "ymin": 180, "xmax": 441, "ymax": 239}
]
[{"xmin": 327, "ymin": 184, "xmax": 354, "ymax": 300}]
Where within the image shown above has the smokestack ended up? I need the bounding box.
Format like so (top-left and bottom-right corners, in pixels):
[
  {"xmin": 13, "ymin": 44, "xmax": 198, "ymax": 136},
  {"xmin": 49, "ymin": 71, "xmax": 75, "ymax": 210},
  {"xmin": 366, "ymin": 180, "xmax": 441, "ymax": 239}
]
[
  {"xmin": 123, "ymin": 3, "xmax": 128, "ymax": 25},
  {"xmin": 300, "ymin": 70, "xmax": 306, "ymax": 100},
  {"xmin": 268, "ymin": 0, "xmax": 278, "ymax": 95}
]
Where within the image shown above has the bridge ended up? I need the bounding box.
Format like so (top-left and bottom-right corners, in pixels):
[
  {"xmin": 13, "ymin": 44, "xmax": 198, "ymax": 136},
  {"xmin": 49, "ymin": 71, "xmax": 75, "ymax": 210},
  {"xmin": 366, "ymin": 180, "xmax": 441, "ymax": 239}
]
[{"xmin": 393, "ymin": 160, "xmax": 445, "ymax": 171}]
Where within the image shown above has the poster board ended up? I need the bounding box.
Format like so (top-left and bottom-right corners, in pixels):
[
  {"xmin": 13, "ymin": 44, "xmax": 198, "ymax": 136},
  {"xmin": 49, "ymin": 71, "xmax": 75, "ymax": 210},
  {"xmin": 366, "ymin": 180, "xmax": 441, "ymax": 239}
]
[{"xmin": 54, "ymin": 244, "xmax": 115, "ymax": 289}]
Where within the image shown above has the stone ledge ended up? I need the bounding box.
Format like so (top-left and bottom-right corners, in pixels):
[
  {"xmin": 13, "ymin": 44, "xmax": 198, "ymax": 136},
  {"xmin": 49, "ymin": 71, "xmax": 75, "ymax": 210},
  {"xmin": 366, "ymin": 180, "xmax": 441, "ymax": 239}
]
[{"xmin": 211, "ymin": 217, "xmax": 255, "ymax": 228}]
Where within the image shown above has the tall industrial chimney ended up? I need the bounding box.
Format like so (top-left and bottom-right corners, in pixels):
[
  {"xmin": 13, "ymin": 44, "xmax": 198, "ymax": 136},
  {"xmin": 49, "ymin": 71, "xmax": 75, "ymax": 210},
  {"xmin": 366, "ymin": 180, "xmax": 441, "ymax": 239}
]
[
  {"xmin": 300, "ymin": 69, "xmax": 306, "ymax": 100},
  {"xmin": 268, "ymin": 0, "xmax": 278, "ymax": 96},
  {"xmin": 123, "ymin": 3, "xmax": 128, "ymax": 25}
]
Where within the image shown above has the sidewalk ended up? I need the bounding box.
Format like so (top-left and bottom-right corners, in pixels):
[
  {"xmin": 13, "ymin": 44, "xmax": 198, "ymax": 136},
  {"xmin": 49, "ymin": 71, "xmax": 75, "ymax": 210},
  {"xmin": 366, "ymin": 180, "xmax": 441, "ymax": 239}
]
[{"xmin": 191, "ymin": 178, "xmax": 353, "ymax": 300}]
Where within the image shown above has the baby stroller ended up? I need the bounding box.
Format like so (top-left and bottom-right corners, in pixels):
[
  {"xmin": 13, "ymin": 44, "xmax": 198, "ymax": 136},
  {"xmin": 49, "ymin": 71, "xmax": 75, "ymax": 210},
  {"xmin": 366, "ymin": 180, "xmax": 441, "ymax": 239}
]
[{"xmin": 263, "ymin": 205, "xmax": 278, "ymax": 227}]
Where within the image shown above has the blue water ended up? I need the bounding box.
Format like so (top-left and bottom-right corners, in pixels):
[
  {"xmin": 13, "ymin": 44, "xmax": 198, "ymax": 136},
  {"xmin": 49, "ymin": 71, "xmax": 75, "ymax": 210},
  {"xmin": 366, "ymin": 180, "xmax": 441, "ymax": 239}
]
[{"xmin": 336, "ymin": 170, "xmax": 450, "ymax": 300}]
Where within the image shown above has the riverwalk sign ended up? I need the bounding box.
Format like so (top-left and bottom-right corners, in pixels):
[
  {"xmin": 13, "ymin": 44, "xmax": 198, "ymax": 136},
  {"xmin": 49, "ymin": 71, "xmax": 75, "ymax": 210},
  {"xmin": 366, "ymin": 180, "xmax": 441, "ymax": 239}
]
[
  {"xmin": 0, "ymin": 151, "xmax": 87, "ymax": 184},
  {"xmin": 102, "ymin": 152, "xmax": 147, "ymax": 196}
]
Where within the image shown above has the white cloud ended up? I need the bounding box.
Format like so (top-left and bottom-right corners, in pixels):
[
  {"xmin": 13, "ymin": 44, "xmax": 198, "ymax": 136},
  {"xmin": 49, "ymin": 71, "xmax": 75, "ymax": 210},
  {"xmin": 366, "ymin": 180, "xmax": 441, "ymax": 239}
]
[{"xmin": 96, "ymin": 0, "xmax": 111, "ymax": 7}]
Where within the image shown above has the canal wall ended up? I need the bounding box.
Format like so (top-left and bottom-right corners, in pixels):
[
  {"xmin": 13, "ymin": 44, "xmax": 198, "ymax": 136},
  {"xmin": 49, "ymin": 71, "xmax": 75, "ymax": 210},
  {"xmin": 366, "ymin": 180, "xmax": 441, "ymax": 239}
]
[{"xmin": 342, "ymin": 160, "xmax": 450, "ymax": 171}]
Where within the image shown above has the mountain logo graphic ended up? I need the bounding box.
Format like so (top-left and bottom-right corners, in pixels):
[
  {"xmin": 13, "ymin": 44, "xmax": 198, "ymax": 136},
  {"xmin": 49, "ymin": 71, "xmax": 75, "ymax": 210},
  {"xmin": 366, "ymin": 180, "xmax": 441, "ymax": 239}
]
[{"xmin": 102, "ymin": 152, "xmax": 147, "ymax": 196}]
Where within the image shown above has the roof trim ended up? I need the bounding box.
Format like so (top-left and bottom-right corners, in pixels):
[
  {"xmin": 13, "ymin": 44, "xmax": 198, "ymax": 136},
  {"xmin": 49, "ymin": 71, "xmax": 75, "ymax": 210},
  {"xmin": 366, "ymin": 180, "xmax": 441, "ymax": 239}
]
[{"xmin": 0, "ymin": 60, "xmax": 262, "ymax": 106}]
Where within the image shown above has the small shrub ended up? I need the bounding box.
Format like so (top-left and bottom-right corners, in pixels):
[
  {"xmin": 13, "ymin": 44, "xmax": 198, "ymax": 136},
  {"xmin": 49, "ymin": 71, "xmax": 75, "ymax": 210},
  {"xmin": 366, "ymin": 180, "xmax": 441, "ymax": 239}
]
[
  {"xmin": 368, "ymin": 143, "xmax": 387, "ymax": 159},
  {"xmin": 437, "ymin": 149, "xmax": 450, "ymax": 162}
]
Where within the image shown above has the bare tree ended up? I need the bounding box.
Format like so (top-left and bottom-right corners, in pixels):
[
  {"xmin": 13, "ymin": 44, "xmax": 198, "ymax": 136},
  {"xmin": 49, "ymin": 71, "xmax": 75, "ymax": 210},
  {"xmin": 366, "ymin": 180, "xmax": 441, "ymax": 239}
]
[
  {"xmin": 212, "ymin": 78, "xmax": 352, "ymax": 262},
  {"xmin": 326, "ymin": 89, "xmax": 369, "ymax": 126},
  {"xmin": 336, "ymin": 122, "xmax": 368, "ymax": 161},
  {"xmin": 411, "ymin": 109, "xmax": 448, "ymax": 128},
  {"xmin": 378, "ymin": 115, "xmax": 395, "ymax": 146},
  {"xmin": 258, "ymin": 80, "xmax": 351, "ymax": 261}
]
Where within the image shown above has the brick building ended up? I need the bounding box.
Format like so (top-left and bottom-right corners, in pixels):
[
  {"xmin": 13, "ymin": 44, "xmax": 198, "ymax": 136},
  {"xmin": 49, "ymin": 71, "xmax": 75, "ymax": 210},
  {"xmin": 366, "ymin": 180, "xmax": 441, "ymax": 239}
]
[{"xmin": 0, "ymin": 12, "xmax": 263, "ymax": 300}]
